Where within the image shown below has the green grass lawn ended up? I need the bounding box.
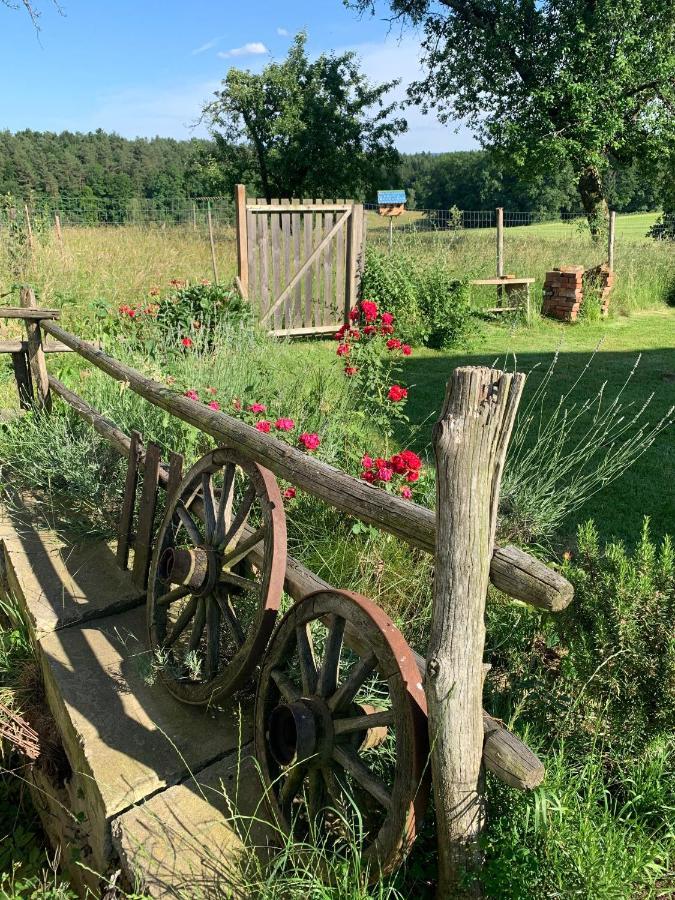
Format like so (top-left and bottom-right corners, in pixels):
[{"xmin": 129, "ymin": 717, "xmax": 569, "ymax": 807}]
[{"xmin": 396, "ymin": 307, "xmax": 675, "ymax": 547}]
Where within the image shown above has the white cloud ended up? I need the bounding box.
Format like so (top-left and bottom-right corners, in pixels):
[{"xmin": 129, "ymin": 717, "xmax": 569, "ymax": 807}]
[
  {"xmin": 277, "ymin": 27, "xmax": 290, "ymax": 37},
  {"xmin": 217, "ymin": 42, "xmax": 269, "ymax": 60},
  {"xmin": 339, "ymin": 36, "xmax": 478, "ymax": 154},
  {"xmin": 192, "ymin": 37, "xmax": 221, "ymax": 56}
]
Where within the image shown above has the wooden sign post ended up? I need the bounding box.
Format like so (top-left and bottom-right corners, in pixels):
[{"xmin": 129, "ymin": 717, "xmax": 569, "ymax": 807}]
[{"xmin": 377, "ymin": 189, "xmax": 407, "ymax": 253}]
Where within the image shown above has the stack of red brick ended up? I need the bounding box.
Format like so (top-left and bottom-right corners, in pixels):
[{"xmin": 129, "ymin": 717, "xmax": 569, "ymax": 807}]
[
  {"xmin": 584, "ymin": 263, "xmax": 615, "ymax": 316},
  {"xmin": 542, "ymin": 266, "xmax": 584, "ymax": 321}
]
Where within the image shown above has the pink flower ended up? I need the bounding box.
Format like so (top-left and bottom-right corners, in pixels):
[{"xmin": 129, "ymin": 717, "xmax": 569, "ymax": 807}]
[
  {"xmin": 275, "ymin": 418, "xmax": 295, "ymax": 431},
  {"xmin": 344, "ymin": 366, "xmax": 359, "ymax": 376},
  {"xmin": 375, "ymin": 457, "xmax": 392, "ymax": 470},
  {"xmin": 207, "ymin": 401, "xmax": 220, "ymax": 411},
  {"xmin": 336, "ymin": 343, "xmax": 350, "ymax": 357},
  {"xmin": 283, "ymin": 487, "xmax": 296, "ymax": 500},
  {"xmin": 128, "ymin": 308, "xmax": 137, "ymax": 319},
  {"xmin": 184, "ymin": 389, "xmax": 199, "ymax": 401},
  {"xmin": 249, "ymin": 403, "xmax": 267, "ymax": 413},
  {"xmin": 206, "ymin": 386, "xmax": 217, "ymax": 395},
  {"xmin": 349, "ymin": 307, "xmax": 360, "ymax": 321},
  {"xmin": 181, "ymin": 337, "xmax": 193, "ymax": 348},
  {"xmin": 334, "ymin": 325, "xmax": 347, "ymax": 340},
  {"xmin": 386, "ymin": 338, "xmax": 402, "ymax": 351},
  {"xmin": 363, "ymin": 325, "xmax": 377, "ymax": 335},
  {"xmin": 380, "ymin": 323, "xmax": 394, "ymax": 335},
  {"xmin": 402, "ymin": 344, "xmax": 412, "ymax": 356},
  {"xmin": 376, "ymin": 467, "xmax": 393, "ymax": 482},
  {"xmin": 349, "ymin": 329, "xmax": 361, "ymax": 341},
  {"xmin": 400, "ymin": 486, "xmax": 413, "ymax": 500},
  {"xmin": 361, "ymin": 455, "xmax": 374, "ymax": 469},
  {"xmin": 361, "ymin": 470, "xmax": 376, "ymax": 483},
  {"xmin": 299, "ymin": 432, "xmax": 321, "ymax": 451},
  {"xmin": 255, "ymin": 420, "xmax": 271, "ymax": 433},
  {"xmin": 381, "ymin": 312, "xmax": 394, "ymax": 326},
  {"xmin": 360, "ymin": 300, "xmax": 378, "ymax": 322},
  {"xmin": 387, "ymin": 385, "xmax": 408, "ymax": 402}
]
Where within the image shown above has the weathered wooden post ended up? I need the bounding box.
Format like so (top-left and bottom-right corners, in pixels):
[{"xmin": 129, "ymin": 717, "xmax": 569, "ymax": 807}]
[
  {"xmin": 235, "ymin": 184, "xmax": 249, "ymax": 299},
  {"xmin": 427, "ymin": 366, "xmax": 525, "ymax": 896},
  {"xmin": 20, "ymin": 287, "xmax": 51, "ymax": 411}
]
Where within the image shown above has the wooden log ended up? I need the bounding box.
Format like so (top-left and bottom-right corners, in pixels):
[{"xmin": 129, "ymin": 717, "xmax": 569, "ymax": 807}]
[
  {"xmin": 428, "ymin": 366, "xmax": 524, "ymax": 895},
  {"xmin": 117, "ymin": 431, "xmax": 143, "ymax": 571},
  {"xmin": 40, "ymin": 320, "xmax": 572, "ymax": 612},
  {"xmin": 20, "ymin": 288, "xmax": 51, "ymax": 411},
  {"xmin": 488, "ymin": 545, "xmax": 572, "ymax": 611},
  {"xmin": 133, "ymin": 441, "xmax": 162, "ymax": 589},
  {"xmin": 48, "ymin": 380, "xmax": 544, "ymax": 792},
  {"xmin": 11, "ymin": 351, "xmax": 33, "ymax": 409},
  {"xmin": 0, "ymin": 340, "xmax": 79, "ymax": 353},
  {"xmin": 0, "ymin": 307, "xmax": 60, "ymax": 320},
  {"xmin": 235, "ymin": 184, "xmax": 249, "ymax": 299}
]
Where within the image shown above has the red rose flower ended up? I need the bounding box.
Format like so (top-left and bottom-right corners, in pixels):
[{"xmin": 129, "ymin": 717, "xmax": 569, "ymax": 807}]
[
  {"xmin": 361, "ymin": 455, "xmax": 374, "ymax": 469},
  {"xmin": 381, "ymin": 312, "xmax": 394, "ymax": 325},
  {"xmin": 207, "ymin": 400, "xmax": 220, "ymax": 411},
  {"xmin": 275, "ymin": 418, "xmax": 295, "ymax": 431},
  {"xmin": 386, "ymin": 338, "xmax": 402, "ymax": 351},
  {"xmin": 334, "ymin": 325, "xmax": 347, "ymax": 340},
  {"xmin": 336, "ymin": 343, "xmax": 350, "ymax": 357},
  {"xmin": 184, "ymin": 389, "xmax": 199, "ymax": 401},
  {"xmin": 406, "ymin": 470, "xmax": 420, "ymax": 483},
  {"xmin": 401, "ymin": 449, "xmax": 422, "ymax": 471},
  {"xmin": 299, "ymin": 432, "xmax": 321, "ymax": 451},
  {"xmin": 402, "ymin": 344, "xmax": 412, "ymax": 356},
  {"xmin": 255, "ymin": 420, "xmax": 271, "ymax": 433},
  {"xmin": 387, "ymin": 385, "xmax": 408, "ymax": 402},
  {"xmin": 379, "ymin": 324, "xmax": 394, "ymax": 335},
  {"xmin": 363, "ymin": 325, "xmax": 377, "ymax": 335},
  {"xmin": 400, "ymin": 485, "xmax": 413, "ymax": 499},
  {"xmin": 249, "ymin": 402, "xmax": 267, "ymax": 413},
  {"xmin": 349, "ymin": 307, "xmax": 360, "ymax": 321},
  {"xmin": 360, "ymin": 300, "xmax": 378, "ymax": 322},
  {"xmin": 349, "ymin": 329, "xmax": 361, "ymax": 341},
  {"xmin": 181, "ymin": 337, "xmax": 193, "ymax": 348},
  {"xmin": 361, "ymin": 470, "xmax": 376, "ymax": 482},
  {"xmin": 283, "ymin": 487, "xmax": 296, "ymax": 500},
  {"xmin": 390, "ymin": 454, "xmax": 408, "ymax": 475},
  {"xmin": 377, "ymin": 467, "xmax": 393, "ymax": 482},
  {"xmin": 344, "ymin": 366, "xmax": 359, "ymax": 376}
]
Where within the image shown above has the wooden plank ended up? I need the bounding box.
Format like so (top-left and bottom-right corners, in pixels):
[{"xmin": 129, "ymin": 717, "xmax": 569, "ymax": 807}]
[
  {"xmin": 345, "ymin": 206, "xmax": 358, "ymax": 315},
  {"xmin": 303, "ymin": 201, "xmax": 313, "ymax": 327},
  {"xmin": 0, "ymin": 307, "xmax": 60, "ymax": 320},
  {"xmin": 167, "ymin": 451, "xmax": 184, "ymax": 504},
  {"xmin": 259, "ymin": 208, "xmax": 270, "ymax": 317},
  {"xmin": 354, "ymin": 204, "xmax": 365, "ymax": 296},
  {"xmin": 20, "ymin": 288, "xmax": 51, "ymax": 411},
  {"xmin": 322, "ymin": 201, "xmax": 335, "ymax": 325},
  {"xmin": 259, "ymin": 209, "xmax": 351, "ymax": 326},
  {"xmin": 42, "ymin": 318, "xmax": 574, "ymax": 615},
  {"xmin": 470, "ymin": 278, "xmax": 535, "ymax": 286},
  {"xmin": 0, "ymin": 340, "xmax": 80, "ymax": 353},
  {"xmin": 133, "ymin": 441, "xmax": 162, "ymax": 589},
  {"xmin": 246, "ymin": 209, "xmax": 258, "ymax": 309},
  {"xmin": 235, "ymin": 184, "xmax": 249, "ymax": 298},
  {"xmin": 268, "ymin": 324, "xmax": 340, "ymax": 338},
  {"xmin": 291, "ymin": 200, "xmax": 302, "ymax": 328},
  {"xmin": 270, "ymin": 199, "xmax": 282, "ymax": 330},
  {"xmin": 313, "ymin": 200, "xmax": 324, "ymax": 327},
  {"xmin": 11, "ymin": 351, "xmax": 33, "ymax": 409},
  {"xmin": 280, "ymin": 199, "xmax": 292, "ymax": 328},
  {"xmin": 117, "ymin": 430, "xmax": 143, "ymax": 571},
  {"xmin": 335, "ymin": 199, "xmax": 346, "ymax": 323},
  {"xmin": 247, "ymin": 203, "xmax": 350, "ymax": 213}
]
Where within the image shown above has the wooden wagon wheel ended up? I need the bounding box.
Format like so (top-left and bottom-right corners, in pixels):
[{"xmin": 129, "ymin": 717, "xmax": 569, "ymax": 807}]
[
  {"xmin": 147, "ymin": 447, "xmax": 287, "ymax": 705},
  {"xmin": 254, "ymin": 589, "xmax": 430, "ymax": 881}
]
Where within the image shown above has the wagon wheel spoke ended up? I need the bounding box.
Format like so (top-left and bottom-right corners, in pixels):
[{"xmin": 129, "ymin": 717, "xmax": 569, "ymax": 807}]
[
  {"xmin": 164, "ymin": 595, "xmax": 199, "ymax": 648},
  {"xmin": 188, "ymin": 597, "xmax": 207, "ymax": 652},
  {"xmin": 220, "ymin": 571, "xmax": 258, "ymax": 592},
  {"xmin": 176, "ymin": 501, "xmax": 201, "ymax": 546},
  {"xmin": 205, "ymin": 596, "xmax": 221, "ymax": 680},
  {"xmin": 270, "ymin": 668, "xmax": 301, "ymax": 703},
  {"xmin": 332, "ymin": 744, "xmax": 392, "ymax": 812},
  {"xmin": 279, "ymin": 764, "xmax": 307, "ymax": 816},
  {"xmin": 296, "ymin": 624, "xmax": 318, "ymax": 695},
  {"xmin": 221, "ymin": 526, "xmax": 266, "ymax": 570},
  {"xmin": 333, "ymin": 709, "xmax": 394, "ymax": 736},
  {"xmin": 316, "ymin": 615, "xmax": 345, "ymax": 698},
  {"xmin": 221, "ymin": 483, "xmax": 256, "ymax": 551},
  {"xmin": 328, "ymin": 652, "xmax": 377, "ymax": 713},
  {"xmin": 215, "ymin": 590, "xmax": 246, "ymax": 648},
  {"xmin": 201, "ymin": 473, "xmax": 217, "ymax": 542},
  {"xmin": 156, "ymin": 584, "xmax": 191, "ymax": 608},
  {"xmin": 214, "ymin": 463, "xmax": 235, "ymax": 545}
]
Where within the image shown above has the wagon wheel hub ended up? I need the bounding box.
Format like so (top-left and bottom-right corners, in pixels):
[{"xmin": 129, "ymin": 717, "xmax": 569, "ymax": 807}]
[
  {"xmin": 158, "ymin": 545, "xmax": 219, "ymax": 598},
  {"xmin": 267, "ymin": 698, "xmax": 336, "ymax": 768}
]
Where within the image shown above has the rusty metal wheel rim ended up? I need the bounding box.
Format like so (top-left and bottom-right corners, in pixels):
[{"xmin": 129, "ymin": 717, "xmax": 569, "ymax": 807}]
[
  {"xmin": 254, "ymin": 589, "xmax": 429, "ymax": 881},
  {"xmin": 147, "ymin": 447, "xmax": 287, "ymax": 705}
]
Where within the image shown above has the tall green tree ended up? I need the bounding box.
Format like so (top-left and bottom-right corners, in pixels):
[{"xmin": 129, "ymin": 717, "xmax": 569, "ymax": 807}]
[
  {"xmin": 202, "ymin": 32, "xmax": 407, "ymax": 202},
  {"xmin": 349, "ymin": 0, "xmax": 675, "ymax": 234}
]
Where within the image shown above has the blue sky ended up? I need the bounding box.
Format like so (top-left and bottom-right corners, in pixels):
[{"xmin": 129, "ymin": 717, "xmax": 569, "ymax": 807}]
[{"xmin": 1, "ymin": 0, "xmax": 476, "ymax": 153}]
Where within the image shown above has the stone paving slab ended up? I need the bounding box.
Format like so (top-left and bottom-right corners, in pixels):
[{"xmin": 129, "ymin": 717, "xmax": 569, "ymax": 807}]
[
  {"xmin": 112, "ymin": 749, "xmax": 274, "ymax": 899},
  {"xmin": 37, "ymin": 604, "xmax": 253, "ymax": 873},
  {"xmin": 0, "ymin": 499, "xmax": 144, "ymax": 639}
]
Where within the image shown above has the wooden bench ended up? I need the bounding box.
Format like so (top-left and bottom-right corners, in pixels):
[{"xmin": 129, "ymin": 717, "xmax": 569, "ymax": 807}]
[{"xmin": 470, "ymin": 277, "xmax": 535, "ymax": 315}]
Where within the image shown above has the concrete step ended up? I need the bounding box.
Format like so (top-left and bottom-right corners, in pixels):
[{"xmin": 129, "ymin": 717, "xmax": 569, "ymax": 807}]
[{"xmin": 0, "ymin": 501, "xmax": 265, "ymax": 897}]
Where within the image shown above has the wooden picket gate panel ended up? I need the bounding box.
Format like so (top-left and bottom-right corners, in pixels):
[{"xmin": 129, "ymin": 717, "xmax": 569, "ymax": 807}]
[{"xmin": 235, "ymin": 186, "xmax": 365, "ymax": 337}]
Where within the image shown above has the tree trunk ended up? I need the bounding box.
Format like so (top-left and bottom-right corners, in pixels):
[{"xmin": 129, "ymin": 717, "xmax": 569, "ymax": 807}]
[
  {"xmin": 578, "ymin": 164, "xmax": 609, "ymax": 240},
  {"xmin": 427, "ymin": 366, "xmax": 524, "ymax": 898}
]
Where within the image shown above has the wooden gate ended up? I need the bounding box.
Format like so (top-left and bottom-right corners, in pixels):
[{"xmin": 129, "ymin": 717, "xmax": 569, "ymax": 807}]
[{"xmin": 234, "ymin": 185, "xmax": 365, "ymax": 337}]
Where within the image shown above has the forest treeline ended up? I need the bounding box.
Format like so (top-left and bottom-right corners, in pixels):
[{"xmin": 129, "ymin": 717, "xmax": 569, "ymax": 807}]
[{"xmin": 0, "ymin": 129, "xmax": 667, "ymax": 216}]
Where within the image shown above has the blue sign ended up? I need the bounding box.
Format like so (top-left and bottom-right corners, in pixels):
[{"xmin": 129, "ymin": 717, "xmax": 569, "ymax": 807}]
[{"xmin": 377, "ymin": 190, "xmax": 407, "ymax": 205}]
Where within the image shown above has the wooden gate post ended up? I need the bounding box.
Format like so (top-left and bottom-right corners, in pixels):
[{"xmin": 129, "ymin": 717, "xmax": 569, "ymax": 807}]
[
  {"xmin": 20, "ymin": 287, "xmax": 51, "ymax": 411},
  {"xmin": 235, "ymin": 184, "xmax": 249, "ymax": 299},
  {"xmin": 428, "ymin": 366, "xmax": 524, "ymax": 896}
]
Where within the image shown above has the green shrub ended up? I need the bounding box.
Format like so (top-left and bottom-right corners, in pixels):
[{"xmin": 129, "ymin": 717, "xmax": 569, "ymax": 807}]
[
  {"xmin": 361, "ymin": 247, "xmax": 475, "ymax": 349},
  {"xmin": 154, "ymin": 280, "xmax": 252, "ymax": 337}
]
